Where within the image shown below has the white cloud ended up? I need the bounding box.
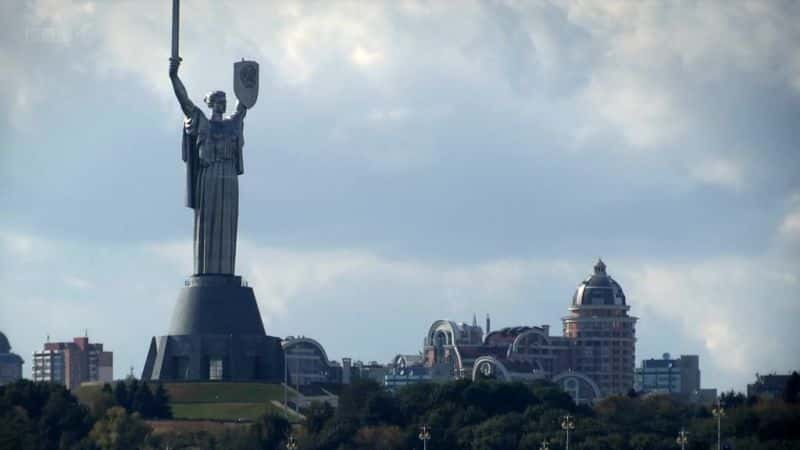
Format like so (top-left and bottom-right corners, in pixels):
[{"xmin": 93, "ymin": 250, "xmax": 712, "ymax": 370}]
[
  {"xmin": 622, "ymin": 256, "xmax": 800, "ymax": 383},
  {"xmin": 3, "ymin": 227, "xmax": 798, "ymax": 390},
  {"xmin": 581, "ymin": 68, "xmax": 685, "ymax": 149},
  {"xmin": 780, "ymin": 210, "xmax": 800, "ymax": 239},
  {"xmin": 689, "ymin": 157, "xmax": 746, "ymax": 191}
]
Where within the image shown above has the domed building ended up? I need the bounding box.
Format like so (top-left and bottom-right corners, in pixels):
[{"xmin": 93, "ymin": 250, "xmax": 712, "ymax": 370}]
[
  {"xmin": 563, "ymin": 259, "xmax": 637, "ymax": 396},
  {"xmin": 419, "ymin": 259, "xmax": 637, "ymax": 403},
  {"xmin": 0, "ymin": 331, "xmax": 24, "ymax": 385}
]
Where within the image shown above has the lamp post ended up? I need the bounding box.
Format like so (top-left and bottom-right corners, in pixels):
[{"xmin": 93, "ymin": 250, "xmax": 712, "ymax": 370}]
[
  {"xmin": 283, "ymin": 350, "xmax": 288, "ymax": 419},
  {"xmin": 561, "ymin": 415, "xmax": 575, "ymax": 450},
  {"xmin": 539, "ymin": 439, "xmax": 550, "ymax": 450},
  {"xmin": 419, "ymin": 425, "xmax": 431, "ymax": 450},
  {"xmin": 286, "ymin": 435, "xmax": 297, "ymax": 450},
  {"xmin": 676, "ymin": 428, "xmax": 689, "ymax": 450},
  {"xmin": 712, "ymin": 399, "xmax": 725, "ymax": 450}
]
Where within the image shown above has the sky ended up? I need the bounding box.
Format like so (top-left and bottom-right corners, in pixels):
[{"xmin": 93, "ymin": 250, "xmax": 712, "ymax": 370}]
[{"xmin": 1, "ymin": 0, "xmax": 799, "ymax": 392}]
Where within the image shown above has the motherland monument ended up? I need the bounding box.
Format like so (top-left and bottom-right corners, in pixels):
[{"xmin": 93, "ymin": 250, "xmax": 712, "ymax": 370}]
[{"xmin": 142, "ymin": 0, "xmax": 284, "ymax": 381}]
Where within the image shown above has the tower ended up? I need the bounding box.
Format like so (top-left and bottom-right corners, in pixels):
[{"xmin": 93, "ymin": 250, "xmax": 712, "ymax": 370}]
[{"xmin": 562, "ymin": 259, "xmax": 637, "ymax": 396}]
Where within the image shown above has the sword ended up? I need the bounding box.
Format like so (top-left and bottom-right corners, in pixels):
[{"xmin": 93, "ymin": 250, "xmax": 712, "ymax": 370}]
[{"xmin": 171, "ymin": 0, "xmax": 180, "ymax": 61}]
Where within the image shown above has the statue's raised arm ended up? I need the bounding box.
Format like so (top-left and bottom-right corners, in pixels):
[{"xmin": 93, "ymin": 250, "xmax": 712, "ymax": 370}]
[{"xmin": 169, "ymin": 58, "xmax": 196, "ymax": 117}]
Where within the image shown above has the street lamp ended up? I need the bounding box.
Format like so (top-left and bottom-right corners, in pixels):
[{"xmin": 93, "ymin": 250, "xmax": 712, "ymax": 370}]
[
  {"xmin": 561, "ymin": 415, "xmax": 576, "ymax": 450},
  {"xmin": 539, "ymin": 439, "xmax": 550, "ymax": 450},
  {"xmin": 419, "ymin": 425, "xmax": 431, "ymax": 450},
  {"xmin": 712, "ymin": 399, "xmax": 725, "ymax": 450},
  {"xmin": 676, "ymin": 428, "xmax": 689, "ymax": 450},
  {"xmin": 286, "ymin": 435, "xmax": 297, "ymax": 450}
]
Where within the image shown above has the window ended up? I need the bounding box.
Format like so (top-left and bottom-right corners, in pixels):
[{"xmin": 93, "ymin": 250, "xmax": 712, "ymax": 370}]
[{"xmin": 209, "ymin": 358, "xmax": 224, "ymax": 380}]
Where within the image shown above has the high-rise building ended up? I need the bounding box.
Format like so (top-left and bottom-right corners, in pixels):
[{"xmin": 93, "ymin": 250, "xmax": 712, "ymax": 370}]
[
  {"xmin": 0, "ymin": 331, "xmax": 24, "ymax": 386},
  {"xmin": 564, "ymin": 258, "xmax": 638, "ymax": 396},
  {"xmin": 635, "ymin": 353, "xmax": 700, "ymax": 395},
  {"xmin": 33, "ymin": 336, "xmax": 113, "ymax": 389}
]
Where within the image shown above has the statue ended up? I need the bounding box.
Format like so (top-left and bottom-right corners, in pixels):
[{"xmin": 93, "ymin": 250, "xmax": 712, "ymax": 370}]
[
  {"xmin": 142, "ymin": 0, "xmax": 284, "ymax": 383},
  {"xmin": 168, "ymin": 0, "xmax": 258, "ymax": 275}
]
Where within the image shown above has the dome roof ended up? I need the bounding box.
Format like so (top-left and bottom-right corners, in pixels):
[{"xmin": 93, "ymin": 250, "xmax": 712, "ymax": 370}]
[
  {"xmin": 0, "ymin": 331, "xmax": 10, "ymax": 354},
  {"xmin": 571, "ymin": 259, "xmax": 626, "ymax": 306}
]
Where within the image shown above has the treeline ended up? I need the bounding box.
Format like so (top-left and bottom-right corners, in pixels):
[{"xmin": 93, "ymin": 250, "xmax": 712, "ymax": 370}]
[
  {"xmin": 0, "ymin": 379, "xmax": 293, "ymax": 450},
  {"xmin": 296, "ymin": 378, "xmax": 800, "ymax": 450},
  {"xmin": 1, "ymin": 377, "xmax": 799, "ymax": 449},
  {"xmin": 93, "ymin": 379, "xmax": 172, "ymax": 420},
  {"xmin": 0, "ymin": 379, "xmax": 172, "ymax": 450}
]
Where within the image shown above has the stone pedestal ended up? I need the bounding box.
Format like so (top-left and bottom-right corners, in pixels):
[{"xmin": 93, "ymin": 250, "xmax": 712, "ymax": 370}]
[{"xmin": 142, "ymin": 275, "xmax": 284, "ymax": 381}]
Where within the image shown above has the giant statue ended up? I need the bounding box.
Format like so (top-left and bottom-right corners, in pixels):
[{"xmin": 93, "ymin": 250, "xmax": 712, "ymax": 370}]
[
  {"xmin": 142, "ymin": 0, "xmax": 283, "ymax": 382},
  {"xmin": 169, "ymin": 43, "xmax": 258, "ymax": 274},
  {"xmin": 171, "ymin": 58, "xmax": 242, "ymax": 274}
]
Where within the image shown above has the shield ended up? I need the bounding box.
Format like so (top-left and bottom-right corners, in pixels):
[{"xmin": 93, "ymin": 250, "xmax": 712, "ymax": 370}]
[{"xmin": 233, "ymin": 60, "xmax": 259, "ymax": 108}]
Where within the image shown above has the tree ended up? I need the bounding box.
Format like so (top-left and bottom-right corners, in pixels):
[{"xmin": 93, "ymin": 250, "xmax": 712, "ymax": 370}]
[
  {"xmin": 720, "ymin": 390, "xmax": 746, "ymax": 409},
  {"xmin": 249, "ymin": 413, "xmax": 290, "ymax": 450},
  {"xmin": 305, "ymin": 401, "xmax": 335, "ymax": 434},
  {"xmin": 353, "ymin": 425, "xmax": 405, "ymax": 450},
  {"xmin": 783, "ymin": 372, "xmax": 799, "ymax": 404},
  {"xmin": 91, "ymin": 383, "xmax": 115, "ymax": 419},
  {"xmin": 151, "ymin": 384, "xmax": 173, "ymax": 419},
  {"xmin": 89, "ymin": 406, "xmax": 151, "ymax": 450},
  {"xmin": 112, "ymin": 381, "xmax": 129, "ymax": 411},
  {"xmin": 0, "ymin": 380, "xmax": 93, "ymax": 449},
  {"xmin": 130, "ymin": 382, "xmax": 154, "ymax": 417}
]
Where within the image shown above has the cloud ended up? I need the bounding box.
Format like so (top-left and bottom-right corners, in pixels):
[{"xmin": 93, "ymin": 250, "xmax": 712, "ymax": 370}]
[
  {"xmin": 3, "ymin": 227, "xmax": 798, "ymax": 391},
  {"xmin": 688, "ymin": 157, "xmax": 746, "ymax": 191},
  {"xmin": 2, "ymin": 0, "xmax": 799, "ymax": 394},
  {"xmin": 623, "ymin": 257, "xmax": 800, "ymax": 380}
]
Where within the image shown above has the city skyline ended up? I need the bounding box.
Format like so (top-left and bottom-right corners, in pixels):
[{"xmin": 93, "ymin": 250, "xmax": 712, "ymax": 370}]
[{"xmin": 1, "ymin": 1, "xmax": 799, "ymax": 392}]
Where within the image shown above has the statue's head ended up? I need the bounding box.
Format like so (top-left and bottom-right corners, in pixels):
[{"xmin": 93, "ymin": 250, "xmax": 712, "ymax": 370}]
[{"xmin": 204, "ymin": 90, "xmax": 227, "ymax": 114}]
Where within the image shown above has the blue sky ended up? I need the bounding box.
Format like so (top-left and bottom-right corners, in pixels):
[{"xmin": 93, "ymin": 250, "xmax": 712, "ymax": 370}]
[{"xmin": 1, "ymin": 0, "xmax": 799, "ymax": 392}]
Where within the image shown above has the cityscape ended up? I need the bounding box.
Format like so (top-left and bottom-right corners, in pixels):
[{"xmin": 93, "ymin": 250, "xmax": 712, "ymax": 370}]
[{"xmin": 1, "ymin": 0, "xmax": 799, "ymax": 449}]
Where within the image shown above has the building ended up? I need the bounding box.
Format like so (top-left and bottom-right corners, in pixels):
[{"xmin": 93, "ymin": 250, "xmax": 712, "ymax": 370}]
[
  {"xmin": 635, "ymin": 353, "xmax": 700, "ymax": 395},
  {"xmin": 33, "ymin": 336, "xmax": 113, "ymax": 390},
  {"xmin": 417, "ymin": 259, "xmax": 637, "ymax": 403},
  {"xmin": 747, "ymin": 373, "xmax": 797, "ymax": 399},
  {"xmin": 352, "ymin": 361, "xmax": 391, "ymax": 384},
  {"xmin": 282, "ymin": 336, "xmax": 341, "ymax": 386},
  {"xmin": 384, "ymin": 354, "xmax": 431, "ymax": 391},
  {"xmin": 0, "ymin": 331, "xmax": 24, "ymax": 385}
]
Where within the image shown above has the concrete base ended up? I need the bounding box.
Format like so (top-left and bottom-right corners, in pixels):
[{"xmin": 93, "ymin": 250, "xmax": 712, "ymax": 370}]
[{"xmin": 142, "ymin": 275, "xmax": 284, "ymax": 382}]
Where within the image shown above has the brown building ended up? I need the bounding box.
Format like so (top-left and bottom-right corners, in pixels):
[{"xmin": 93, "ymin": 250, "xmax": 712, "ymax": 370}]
[
  {"xmin": 33, "ymin": 336, "xmax": 113, "ymax": 390},
  {"xmin": 420, "ymin": 259, "xmax": 637, "ymax": 403}
]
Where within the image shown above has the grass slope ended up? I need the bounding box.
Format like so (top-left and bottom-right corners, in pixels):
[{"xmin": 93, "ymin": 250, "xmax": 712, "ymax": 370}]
[
  {"xmin": 171, "ymin": 402, "xmax": 281, "ymax": 421},
  {"xmin": 75, "ymin": 382, "xmax": 295, "ymax": 421},
  {"xmin": 165, "ymin": 382, "xmax": 291, "ymax": 404}
]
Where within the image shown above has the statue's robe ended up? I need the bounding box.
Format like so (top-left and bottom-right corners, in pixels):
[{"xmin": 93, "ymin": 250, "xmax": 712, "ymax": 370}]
[{"xmin": 182, "ymin": 106, "xmax": 245, "ymax": 275}]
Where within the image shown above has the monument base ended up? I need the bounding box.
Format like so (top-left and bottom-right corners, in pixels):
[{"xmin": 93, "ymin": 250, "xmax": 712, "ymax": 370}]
[{"xmin": 142, "ymin": 274, "xmax": 284, "ymax": 382}]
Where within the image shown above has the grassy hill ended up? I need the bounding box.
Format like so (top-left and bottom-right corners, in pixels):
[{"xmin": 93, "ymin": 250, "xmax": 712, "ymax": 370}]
[{"xmin": 75, "ymin": 381, "xmax": 297, "ymax": 421}]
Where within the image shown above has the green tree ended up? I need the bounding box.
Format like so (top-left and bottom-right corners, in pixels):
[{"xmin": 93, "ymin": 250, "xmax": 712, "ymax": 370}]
[
  {"xmin": 0, "ymin": 380, "xmax": 93, "ymax": 449},
  {"xmin": 249, "ymin": 412, "xmax": 291, "ymax": 450},
  {"xmin": 112, "ymin": 381, "xmax": 129, "ymax": 411},
  {"xmin": 151, "ymin": 383, "xmax": 173, "ymax": 419},
  {"xmin": 305, "ymin": 401, "xmax": 335, "ymax": 434},
  {"xmin": 130, "ymin": 382, "xmax": 154, "ymax": 417},
  {"xmin": 353, "ymin": 425, "xmax": 405, "ymax": 450},
  {"xmin": 91, "ymin": 383, "xmax": 115, "ymax": 419},
  {"xmin": 89, "ymin": 406, "xmax": 151, "ymax": 450}
]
